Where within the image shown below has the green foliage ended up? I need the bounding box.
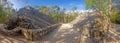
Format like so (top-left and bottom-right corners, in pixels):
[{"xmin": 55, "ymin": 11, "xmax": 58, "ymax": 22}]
[
  {"xmin": 0, "ymin": 5, "xmax": 6, "ymax": 23},
  {"xmin": 39, "ymin": 6, "xmax": 78, "ymax": 23},
  {"xmin": 109, "ymin": 14, "xmax": 116, "ymax": 23},
  {"xmin": 109, "ymin": 13, "xmax": 120, "ymax": 24},
  {"xmin": 86, "ymin": 0, "xmax": 114, "ymax": 15},
  {"xmin": 86, "ymin": 0, "xmax": 120, "ymax": 24},
  {"xmin": 48, "ymin": 13, "xmax": 78, "ymax": 23},
  {"xmin": 116, "ymin": 15, "xmax": 120, "ymax": 23},
  {"xmin": 39, "ymin": 6, "xmax": 49, "ymax": 14},
  {"xmin": 86, "ymin": 0, "xmax": 110, "ymax": 10},
  {"xmin": 115, "ymin": 13, "xmax": 120, "ymax": 24},
  {"xmin": 0, "ymin": 5, "xmax": 14, "ymax": 23}
]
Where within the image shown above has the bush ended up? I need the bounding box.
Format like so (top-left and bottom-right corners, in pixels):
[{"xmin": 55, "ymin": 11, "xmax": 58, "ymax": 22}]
[
  {"xmin": 0, "ymin": 5, "xmax": 14, "ymax": 23},
  {"xmin": 116, "ymin": 13, "xmax": 120, "ymax": 24},
  {"xmin": 109, "ymin": 14, "xmax": 116, "ymax": 23},
  {"xmin": 109, "ymin": 12, "xmax": 120, "ymax": 24},
  {"xmin": 48, "ymin": 13, "xmax": 78, "ymax": 23}
]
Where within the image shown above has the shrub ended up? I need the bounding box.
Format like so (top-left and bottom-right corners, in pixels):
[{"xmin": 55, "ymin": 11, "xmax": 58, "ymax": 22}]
[
  {"xmin": 109, "ymin": 12, "xmax": 120, "ymax": 24},
  {"xmin": 0, "ymin": 5, "xmax": 14, "ymax": 23},
  {"xmin": 116, "ymin": 13, "xmax": 120, "ymax": 24},
  {"xmin": 109, "ymin": 14, "xmax": 116, "ymax": 23},
  {"xmin": 48, "ymin": 13, "xmax": 78, "ymax": 23}
]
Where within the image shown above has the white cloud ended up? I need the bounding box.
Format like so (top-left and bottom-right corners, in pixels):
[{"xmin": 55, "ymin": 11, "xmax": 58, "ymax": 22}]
[
  {"xmin": 65, "ymin": 10, "xmax": 93, "ymax": 14},
  {"xmin": 8, "ymin": 0, "xmax": 25, "ymax": 9}
]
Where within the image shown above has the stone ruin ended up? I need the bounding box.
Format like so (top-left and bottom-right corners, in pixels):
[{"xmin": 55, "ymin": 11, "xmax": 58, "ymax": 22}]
[
  {"xmin": 0, "ymin": 6, "xmax": 119, "ymax": 43},
  {"xmin": 73, "ymin": 10, "xmax": 119, "ymax": 43},
  {"xmin": 0, "ymin": 6, "xmax": 61, "ymax": 41}
]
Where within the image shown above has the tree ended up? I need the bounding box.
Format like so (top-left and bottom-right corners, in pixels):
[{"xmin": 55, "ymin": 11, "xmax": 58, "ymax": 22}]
[
  {"xmin": 51, "ymin": 6, "xmax": 60, "ymax": 14},
  {"xmin": 71, "ymin": 7, "xmax": 77, "ymax": 22},
  {"xmin": 0, "ymin": 0, "xmax": 15, "ymax": 23},
  {"xmin": 39, "ymin": 6, "xmax": 49, "ymax": 15},
  {"xmin": 60, "ymin": 8, "xmax": 66, "ymax": 23},
  {"xmin": 71, "ymin": 7, "xmax": 77, "ymax": 13},
  {"xmin": 86, "ymin": 0, "xmax": 120, "ymax": 23},
  {"xmin": 86, "ymin": 0, "xmax": 115, "ymax": 15}
]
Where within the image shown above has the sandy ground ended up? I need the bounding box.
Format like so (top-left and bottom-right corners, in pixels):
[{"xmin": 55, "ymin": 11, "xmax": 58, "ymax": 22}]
[{"xmin": 0, "ymin": 13, "xmax": 119, "ymax": 43}]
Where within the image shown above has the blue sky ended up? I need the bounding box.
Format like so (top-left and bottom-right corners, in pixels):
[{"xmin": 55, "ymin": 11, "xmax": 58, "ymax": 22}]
[{"xmin": 8, "ymin": 0, "xmax": 86, "ymax": 10}]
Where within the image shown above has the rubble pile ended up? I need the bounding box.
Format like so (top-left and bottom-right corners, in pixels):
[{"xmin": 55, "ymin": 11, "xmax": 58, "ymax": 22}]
[{"xmin": 0, "ymin": 6, "xmax": 60, "ymax": 41}]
